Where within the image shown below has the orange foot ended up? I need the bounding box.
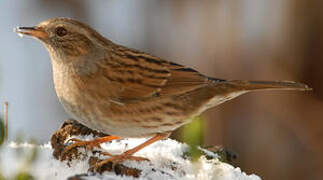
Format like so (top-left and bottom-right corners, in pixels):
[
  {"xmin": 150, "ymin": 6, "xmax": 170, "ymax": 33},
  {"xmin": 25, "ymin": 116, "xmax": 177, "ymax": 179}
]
[
  {"xmin": 90, "ymin": 133, "xmax": 170, "ymax": 172},
  {"xmin": 61, "ymin": 135, "xmax": 121, "ymax": 158}
]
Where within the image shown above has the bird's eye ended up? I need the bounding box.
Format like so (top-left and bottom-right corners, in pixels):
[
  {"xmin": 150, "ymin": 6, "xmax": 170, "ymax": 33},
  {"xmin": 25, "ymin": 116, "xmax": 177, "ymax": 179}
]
[{"xmin": 55, "ymin": 27, "xmax": 67, "ymax": 37}]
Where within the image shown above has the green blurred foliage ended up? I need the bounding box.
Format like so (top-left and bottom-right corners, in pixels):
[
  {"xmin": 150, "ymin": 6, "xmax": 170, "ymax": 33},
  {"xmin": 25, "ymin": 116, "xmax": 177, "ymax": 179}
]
[
  {"xmin": 0, "ymin": 117, "xmax": 37, "ymax": 180},
  {"xmin": 181, "ymin": 116, "xmax": 204, "ymax": 160},
  {"xmin": 13, "ymin": 173, "xmax": 34, "ymax": 180},
  {"xmin": 0, "ymin": 118, "xmax": 4, "ymax": 147},
  {"xmin": 181, "ymin": 116, "xmax": 238, "ymax": 165}
]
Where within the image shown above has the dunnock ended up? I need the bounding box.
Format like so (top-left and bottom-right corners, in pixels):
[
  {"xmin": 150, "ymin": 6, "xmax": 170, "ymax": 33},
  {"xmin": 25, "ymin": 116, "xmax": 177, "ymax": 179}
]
[{"xmin": 15, "ymin": 18, "xmax": 311, "ymax": 169}]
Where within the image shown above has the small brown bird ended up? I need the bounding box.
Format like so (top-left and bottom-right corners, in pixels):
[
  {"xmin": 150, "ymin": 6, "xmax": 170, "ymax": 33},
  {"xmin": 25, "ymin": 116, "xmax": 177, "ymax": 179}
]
[{"xmin": 16, "ymin": 18, "xmax": 311, "ymax": 168}]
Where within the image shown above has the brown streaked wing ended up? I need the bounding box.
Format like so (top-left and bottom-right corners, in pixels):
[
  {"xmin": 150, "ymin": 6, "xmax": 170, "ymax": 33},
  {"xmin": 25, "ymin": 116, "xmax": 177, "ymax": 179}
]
[
  {"xmin": 102, "ymin": 47, "xmax": 213, "ymax": 101},
  {"xmin": 101, "ymin": 48, "xmax": 171, "ymax": 100},
  {"xmin": 159, "ymin": 62, "xmax": 210, "ymax": 96}
]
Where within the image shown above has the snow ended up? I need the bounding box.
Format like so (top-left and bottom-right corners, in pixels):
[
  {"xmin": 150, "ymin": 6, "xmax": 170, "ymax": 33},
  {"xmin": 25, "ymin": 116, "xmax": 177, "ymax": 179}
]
[
  {"xmin": 197, "ymin": 146, "xmax": 220, "ymax": 159},
  {"xmin": 1, "ymin": 139, "xmax": 261, "ymax": 180}
]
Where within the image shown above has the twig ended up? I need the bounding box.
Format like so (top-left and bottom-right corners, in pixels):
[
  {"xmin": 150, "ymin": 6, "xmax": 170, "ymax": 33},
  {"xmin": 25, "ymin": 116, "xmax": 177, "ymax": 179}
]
[{"xmin": 4, "ymin": 102, "xmax": 8, "ymax": 141}]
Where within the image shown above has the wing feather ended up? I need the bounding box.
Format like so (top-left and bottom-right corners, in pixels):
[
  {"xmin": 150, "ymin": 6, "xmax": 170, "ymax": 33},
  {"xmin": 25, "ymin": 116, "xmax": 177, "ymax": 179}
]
[{"xmin": 103, "ymin": 47, "xmax": 211, "ymax": 101}]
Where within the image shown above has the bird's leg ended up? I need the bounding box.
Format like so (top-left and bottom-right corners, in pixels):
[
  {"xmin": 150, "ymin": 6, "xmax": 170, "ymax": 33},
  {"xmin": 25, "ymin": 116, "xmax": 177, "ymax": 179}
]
[
  {"xmin": 91, "ymin": 133, "xmax": 170, "ymax": 171},
  {"xmin": 63, "ymin": 135, "xmax": 121, "ymax": 154}
]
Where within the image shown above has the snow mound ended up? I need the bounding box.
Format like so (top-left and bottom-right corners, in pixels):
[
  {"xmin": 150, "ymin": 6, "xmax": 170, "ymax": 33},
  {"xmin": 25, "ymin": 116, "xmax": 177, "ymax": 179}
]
[{"xmin": 1, "ymin": 139, "xmax": 261, "ymax": 180}]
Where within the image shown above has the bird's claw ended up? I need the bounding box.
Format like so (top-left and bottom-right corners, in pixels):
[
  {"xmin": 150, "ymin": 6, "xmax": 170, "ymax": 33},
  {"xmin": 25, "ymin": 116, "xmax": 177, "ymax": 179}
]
[
  {"xmin": 89, "ymin": 154, "xmax": 149, "ymax": 173},
  {"xmin": 60, "ymin": 138, "xmax": 102, "ymax": 161},
  {"xmin": 67, "ymin": 138, "xmax": 84, "ymax": 144}
]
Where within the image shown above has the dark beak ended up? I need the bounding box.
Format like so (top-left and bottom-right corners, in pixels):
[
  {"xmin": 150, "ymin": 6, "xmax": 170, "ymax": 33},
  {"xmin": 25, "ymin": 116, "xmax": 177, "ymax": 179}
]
[{"xmin": 15, "ymin": 26, "xmax": 48, "ymax": 39}]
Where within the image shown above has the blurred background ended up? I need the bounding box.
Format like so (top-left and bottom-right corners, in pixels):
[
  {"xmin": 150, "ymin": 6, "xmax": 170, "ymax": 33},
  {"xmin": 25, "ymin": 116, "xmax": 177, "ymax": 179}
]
[{"xmin": 0, "ymin": 0, "xmax": 322, "ymax": 179}]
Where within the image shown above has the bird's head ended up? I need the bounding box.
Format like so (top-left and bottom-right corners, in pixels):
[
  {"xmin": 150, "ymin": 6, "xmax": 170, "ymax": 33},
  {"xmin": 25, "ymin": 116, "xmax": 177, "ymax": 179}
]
[{"xmin": 15, "ymin": 18, "xmax": 110, "ymax": 62}]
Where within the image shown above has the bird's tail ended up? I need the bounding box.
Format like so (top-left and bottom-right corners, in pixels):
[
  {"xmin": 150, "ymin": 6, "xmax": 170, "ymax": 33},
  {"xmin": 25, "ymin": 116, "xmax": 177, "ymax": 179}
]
[
  {"xmin": 204, "ymin": 79, "xmax": 311, "ymax": 107},
  {"xmin": 211, "ymin": 80, "xmax": 312, "ymax": 96},
  {"xmin": 225, "ymin": 80, "xmax": 311, "ymax": 92}
]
